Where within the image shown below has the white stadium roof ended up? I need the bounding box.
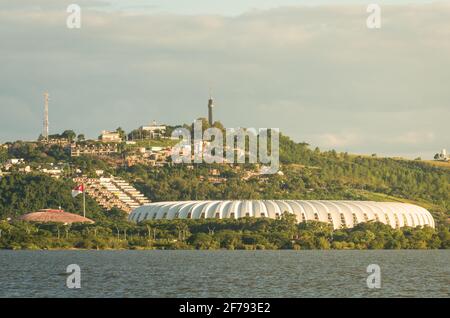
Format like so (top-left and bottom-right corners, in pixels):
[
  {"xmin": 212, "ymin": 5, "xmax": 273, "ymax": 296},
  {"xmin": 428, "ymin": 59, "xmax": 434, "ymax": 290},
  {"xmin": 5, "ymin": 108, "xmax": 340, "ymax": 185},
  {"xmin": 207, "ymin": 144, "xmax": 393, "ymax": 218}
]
[{"xmin": 128, "ymin": 200, "xmax": 435, "ymax": 229}]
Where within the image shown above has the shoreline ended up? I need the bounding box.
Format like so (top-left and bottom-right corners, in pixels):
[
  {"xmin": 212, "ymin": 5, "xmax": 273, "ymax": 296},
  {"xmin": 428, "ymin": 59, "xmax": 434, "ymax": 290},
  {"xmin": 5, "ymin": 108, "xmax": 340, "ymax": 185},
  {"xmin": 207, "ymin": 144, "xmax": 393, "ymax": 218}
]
[{"xmin": 1, "ymin": 248, "xmax": 447, "ymax": 251}]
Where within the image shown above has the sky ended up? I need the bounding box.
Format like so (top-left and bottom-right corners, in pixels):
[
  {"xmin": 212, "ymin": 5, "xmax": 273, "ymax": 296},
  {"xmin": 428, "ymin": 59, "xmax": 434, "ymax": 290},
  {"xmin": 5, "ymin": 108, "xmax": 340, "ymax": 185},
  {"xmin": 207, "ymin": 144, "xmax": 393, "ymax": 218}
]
[{"xmin": 0, "ymin": 0, "xmax": 449, "ymax": 159}]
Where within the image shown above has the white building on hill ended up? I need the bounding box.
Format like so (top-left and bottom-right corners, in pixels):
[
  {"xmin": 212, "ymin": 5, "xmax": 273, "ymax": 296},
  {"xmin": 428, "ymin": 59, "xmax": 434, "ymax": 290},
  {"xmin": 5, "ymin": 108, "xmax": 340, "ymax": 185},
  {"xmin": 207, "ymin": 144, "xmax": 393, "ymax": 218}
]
[{"xmin": 435, "ymin": 149, "xmax": 449, "ymax": 161}]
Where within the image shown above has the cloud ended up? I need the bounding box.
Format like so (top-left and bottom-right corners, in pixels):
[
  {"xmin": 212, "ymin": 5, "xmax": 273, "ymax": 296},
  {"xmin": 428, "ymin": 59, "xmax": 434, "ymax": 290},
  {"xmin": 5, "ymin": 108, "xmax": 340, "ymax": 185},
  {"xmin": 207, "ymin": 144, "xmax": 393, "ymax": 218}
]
[
  {"xmin": 388, "ymin": 131, "xmax": 435, "ymax": 145},
  {"xmin": 313, "ymin": 132, "xmax": 364, "ymax": 148},
  {"xmin": 0, "ymin": 3, "xmax": 449, "ymax": 159}
]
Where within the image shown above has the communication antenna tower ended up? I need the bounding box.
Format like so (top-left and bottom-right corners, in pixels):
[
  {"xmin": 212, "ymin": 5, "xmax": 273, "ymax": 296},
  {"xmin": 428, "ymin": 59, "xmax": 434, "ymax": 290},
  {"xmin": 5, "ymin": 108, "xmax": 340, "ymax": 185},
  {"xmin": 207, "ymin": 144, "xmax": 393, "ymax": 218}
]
[{"xmin": 43, "ymin": 92, "xmax": 49, "ymax": 141}]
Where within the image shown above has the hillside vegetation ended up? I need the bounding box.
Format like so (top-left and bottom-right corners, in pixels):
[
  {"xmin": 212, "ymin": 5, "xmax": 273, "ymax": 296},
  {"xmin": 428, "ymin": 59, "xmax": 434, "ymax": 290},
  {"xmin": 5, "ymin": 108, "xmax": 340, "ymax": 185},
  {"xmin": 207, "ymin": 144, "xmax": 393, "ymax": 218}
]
[
  {"xmin": 1, "ymin": 134, "xmax": 448, "ymax": 225},
  {"xmin": 0, "ymin": 134, "xmax": 449, "ymax": 250},
  {"xmin": 0, "ymin": 214, "xmax": 448, "ymax": 250},
  {"xmin": 119, "ymin": 135, "xmax": 449, "ymax": 224}
]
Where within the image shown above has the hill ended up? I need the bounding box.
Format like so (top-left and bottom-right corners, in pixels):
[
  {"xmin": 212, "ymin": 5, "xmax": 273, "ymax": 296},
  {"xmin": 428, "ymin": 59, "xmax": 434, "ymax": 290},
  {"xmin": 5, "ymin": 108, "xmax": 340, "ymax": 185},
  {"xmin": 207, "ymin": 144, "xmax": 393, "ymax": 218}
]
[{"xmin": 0, "ymin": 134, "xmax": 448, "ymax": 226}]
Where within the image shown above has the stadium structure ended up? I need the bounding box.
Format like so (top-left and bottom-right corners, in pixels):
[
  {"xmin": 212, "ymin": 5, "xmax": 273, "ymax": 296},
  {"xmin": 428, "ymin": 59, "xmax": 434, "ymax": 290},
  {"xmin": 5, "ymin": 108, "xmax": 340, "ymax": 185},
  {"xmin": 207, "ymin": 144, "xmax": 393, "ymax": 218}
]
[{"xmin": 128, "ymin": 200, "xmax": 435, "ymax": 229}]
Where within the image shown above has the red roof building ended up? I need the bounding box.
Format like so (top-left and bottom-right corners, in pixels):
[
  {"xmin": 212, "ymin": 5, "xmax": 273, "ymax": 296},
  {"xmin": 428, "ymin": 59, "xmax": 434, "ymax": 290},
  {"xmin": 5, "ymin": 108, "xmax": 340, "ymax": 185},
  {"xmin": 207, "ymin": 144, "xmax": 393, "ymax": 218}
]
[{"xmin": 19, "ymin": 209, "xmax": 94, "ymax": 224}]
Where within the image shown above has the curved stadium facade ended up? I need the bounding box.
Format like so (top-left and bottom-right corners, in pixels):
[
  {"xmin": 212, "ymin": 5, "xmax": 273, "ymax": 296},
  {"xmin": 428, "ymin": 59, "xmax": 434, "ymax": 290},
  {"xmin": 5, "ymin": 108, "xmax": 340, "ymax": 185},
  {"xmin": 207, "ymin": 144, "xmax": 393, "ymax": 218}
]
[{"xmin": 129, "ymin": 200, "xmax": 435, "ymax": 229}]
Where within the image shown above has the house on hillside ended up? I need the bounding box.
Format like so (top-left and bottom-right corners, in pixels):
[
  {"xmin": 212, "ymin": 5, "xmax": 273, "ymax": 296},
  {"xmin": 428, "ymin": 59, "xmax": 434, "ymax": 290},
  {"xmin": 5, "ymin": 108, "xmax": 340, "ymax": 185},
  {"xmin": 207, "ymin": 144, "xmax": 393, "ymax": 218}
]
[
  {"xmin": 100, "ymin": 130, "xmax": 122, "ymax": 143},
  {"xmin": 140, "ymin": 121, "xmax": 167, "ymax": 139},
  {"xmin": 434, "ymin": 149, "xmax": 449, "ymax": 161}
]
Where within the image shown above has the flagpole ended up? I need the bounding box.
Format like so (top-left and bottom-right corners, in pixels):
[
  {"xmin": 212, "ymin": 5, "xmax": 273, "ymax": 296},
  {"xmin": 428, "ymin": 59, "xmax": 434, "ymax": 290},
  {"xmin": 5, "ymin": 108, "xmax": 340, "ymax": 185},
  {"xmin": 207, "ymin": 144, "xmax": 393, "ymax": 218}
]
[{"xmin": 82, "ymin": 182, "xmax": 86, "ymax": 218}]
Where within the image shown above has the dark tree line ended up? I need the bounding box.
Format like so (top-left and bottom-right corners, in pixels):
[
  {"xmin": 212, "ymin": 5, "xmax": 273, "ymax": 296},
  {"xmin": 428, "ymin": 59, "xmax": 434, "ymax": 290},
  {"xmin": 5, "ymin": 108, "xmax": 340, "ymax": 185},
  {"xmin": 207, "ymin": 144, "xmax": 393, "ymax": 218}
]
[{"xmin": 1, "ymin": 214, "xmax": 448, "ymax": 250}]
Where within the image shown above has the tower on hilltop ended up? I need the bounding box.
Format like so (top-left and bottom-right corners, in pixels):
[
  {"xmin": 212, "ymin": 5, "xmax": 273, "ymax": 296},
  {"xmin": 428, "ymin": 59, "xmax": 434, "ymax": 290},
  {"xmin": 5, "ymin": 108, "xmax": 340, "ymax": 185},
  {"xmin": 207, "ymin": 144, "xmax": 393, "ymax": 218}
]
[
  {"xmin": 43, "ymin": 92, "xmax": 49, "ymax": 141},
  {"xmin": 208, "ymin": 92, "xmax": 214, "ymax": 126}
]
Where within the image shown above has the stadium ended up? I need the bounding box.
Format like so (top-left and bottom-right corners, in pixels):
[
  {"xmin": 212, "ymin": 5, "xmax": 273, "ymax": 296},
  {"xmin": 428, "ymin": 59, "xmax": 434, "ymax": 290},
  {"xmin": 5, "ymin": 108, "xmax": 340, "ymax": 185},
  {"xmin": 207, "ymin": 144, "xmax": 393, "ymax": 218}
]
[{"xmin": 128, "ymin": 200, "xmax": 435, "ymax": 229}]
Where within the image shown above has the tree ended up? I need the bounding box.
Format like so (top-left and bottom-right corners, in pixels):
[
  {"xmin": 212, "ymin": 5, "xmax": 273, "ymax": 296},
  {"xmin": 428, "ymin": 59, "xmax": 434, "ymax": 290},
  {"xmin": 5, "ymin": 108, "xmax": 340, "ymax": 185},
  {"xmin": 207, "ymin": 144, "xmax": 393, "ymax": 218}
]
[
  {"xmin": 298, "ymin": 221, "xmax": 333, "ymax": 239},
  {"xmin": 0, "ymin": 147, "xmax": 8, "ymax": 164},
  {"xmin": 437, "ymin": 225, "xmax": 450, "ymax": 249},
  {"xmin": 187, "ymin": 233, "xmax": 218, "ymax": 249},
  {"xmin": 212, "ymin": 121, "xmax": 225, "ymax": 132},
  {"xmin": 175, "ymin": 222, "xmax": 190, "ymax": 241},
  {"xmin": 215, "ymin": 230, "xmax": 241, "ymax": 249},
  {"xmin": 315, "ymin": 237, "xmax": 331, "ymax": 249},
  {"xmin": 77, "ymin": 134, "xmax": 85, "ymax": 142},
  {"xmin": 61, "ymin": 130, "xmax": 76, "ymax": 142},
  {"xmin": 274, "ymin": 212, "xmax": 298, "ymax": 237},
  {"xmin": 116, "ymin": 127, "xmax": 126, "ymax": 141}
]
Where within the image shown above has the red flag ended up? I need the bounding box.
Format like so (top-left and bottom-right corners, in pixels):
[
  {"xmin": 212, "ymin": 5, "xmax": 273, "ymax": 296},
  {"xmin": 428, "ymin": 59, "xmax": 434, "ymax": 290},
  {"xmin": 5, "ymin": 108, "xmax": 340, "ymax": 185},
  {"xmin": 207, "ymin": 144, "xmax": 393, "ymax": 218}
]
[{"xmin": 72, "ymin": 184, "xmax": 84, "ymax": 198}]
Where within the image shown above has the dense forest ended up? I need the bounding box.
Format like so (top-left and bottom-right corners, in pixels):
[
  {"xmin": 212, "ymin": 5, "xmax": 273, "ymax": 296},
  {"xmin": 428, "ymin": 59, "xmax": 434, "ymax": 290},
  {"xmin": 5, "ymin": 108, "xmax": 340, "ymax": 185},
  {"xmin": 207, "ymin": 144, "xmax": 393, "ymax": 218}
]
[{"xmin": 0, "ymin": 133, "xmax": 449, "ymax": 249}]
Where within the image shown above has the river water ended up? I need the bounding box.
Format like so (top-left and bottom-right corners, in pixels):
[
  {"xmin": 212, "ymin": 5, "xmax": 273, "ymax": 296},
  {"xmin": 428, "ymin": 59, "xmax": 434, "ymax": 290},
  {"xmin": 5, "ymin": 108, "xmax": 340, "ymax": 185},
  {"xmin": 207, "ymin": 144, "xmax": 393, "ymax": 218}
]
[{"xmin": 0, "ymin": 250, "xmax": 448, "ymax": 298}]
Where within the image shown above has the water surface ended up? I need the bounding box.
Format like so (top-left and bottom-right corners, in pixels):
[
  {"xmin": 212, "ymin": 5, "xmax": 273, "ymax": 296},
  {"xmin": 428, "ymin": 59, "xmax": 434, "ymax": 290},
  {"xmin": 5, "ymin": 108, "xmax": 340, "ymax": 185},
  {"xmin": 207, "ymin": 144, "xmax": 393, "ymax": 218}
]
[{"xmin": 0, "ymin": 250, "xmax": 448, "ymax": 298}]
